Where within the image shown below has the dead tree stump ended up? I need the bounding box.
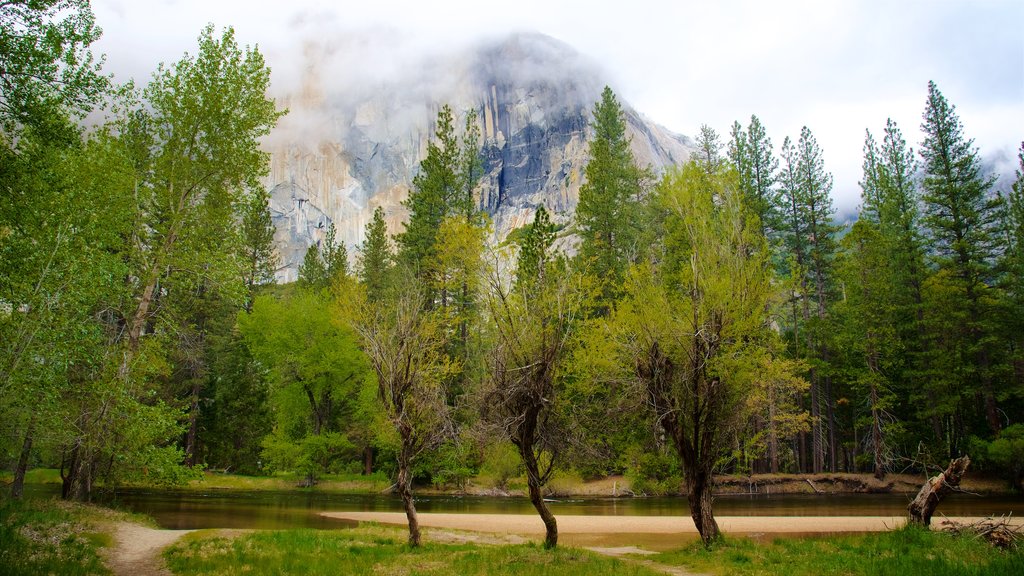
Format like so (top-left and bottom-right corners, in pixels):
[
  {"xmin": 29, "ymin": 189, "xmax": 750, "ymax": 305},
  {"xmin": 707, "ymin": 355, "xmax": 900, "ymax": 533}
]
[{"xmin": 907, "ymin": 455, "xmax": 970, "ymax": 527}]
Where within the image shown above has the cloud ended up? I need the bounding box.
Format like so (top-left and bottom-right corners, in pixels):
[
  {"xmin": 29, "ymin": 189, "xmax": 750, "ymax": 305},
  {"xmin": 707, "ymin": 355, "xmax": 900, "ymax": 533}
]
[{"xmin": 89, "ymin": 0, "xmax": 1024, "ymax": 216}]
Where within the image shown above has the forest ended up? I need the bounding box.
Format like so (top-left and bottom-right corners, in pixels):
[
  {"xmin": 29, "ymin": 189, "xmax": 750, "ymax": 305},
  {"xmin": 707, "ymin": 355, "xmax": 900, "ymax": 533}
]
[{"xmin": 2, "ymin": 0, "xmax": 1023, "ymax": 551}]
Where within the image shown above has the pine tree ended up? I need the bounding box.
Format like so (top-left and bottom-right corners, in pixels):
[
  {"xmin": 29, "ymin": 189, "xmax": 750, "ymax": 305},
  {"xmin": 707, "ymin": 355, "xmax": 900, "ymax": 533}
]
[
  {"xmin": 516, "ymin": 205, "xmax": 557, "ymax": 292},
  {"xmin": 999, "ymin": 143, "xmax": 1024, "ymax": 392},
  {"xmin": 576, "ymin": 86, "xmax": 646, "ymax": 305},
  {"xmin": 298, "ymin": 242, "xmax": 328, "ymax": 289},
  {"xmin": 322, "ymin": 222, "xmax": 349, "ymax": 282},
  {"xmin": 860, "ymin": 130, "xmax": 883, "ymax": 223},
  {"xmin": 795, "ymin": 126, "xmax": 840, "ymax": 473},
  {"xmin": 695, "ymin": 124, "xmax": 724, "ymax": 175},
  {"xmin": 358, "ymin": 206, "xmax": 393, "ymax": 303},
  {"xmin": 778, "ymin": 136, "xmax": 810, "ymax": 354},
  {"xmin": 919, "ymin": 81, "xmax": 1003, "ymax": 437},
  {"xmin": 239, "ymin": 187, "xmax": 278, "ymax": 310},
  {"xmin": 398, "ymin": 104, "xmax": 460, "ymax": 272},
  {"xmin": 730, "ymin": 115, "xmax": 781, "ymax": 240}
]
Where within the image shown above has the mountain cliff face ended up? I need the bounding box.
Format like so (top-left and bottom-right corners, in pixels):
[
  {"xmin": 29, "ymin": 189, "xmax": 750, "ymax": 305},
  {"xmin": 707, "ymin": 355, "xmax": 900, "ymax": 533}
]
[{"xmin": 265, "ymin": 33, "xmax": 693, "ymax": 282}]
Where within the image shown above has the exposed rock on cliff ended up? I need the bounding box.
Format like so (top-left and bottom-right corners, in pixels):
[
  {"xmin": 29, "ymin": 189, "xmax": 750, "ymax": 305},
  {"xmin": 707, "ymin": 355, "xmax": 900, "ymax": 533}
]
[{"xmin": 265, "ymin": 33, "xmax": 692, "ymax": 282}]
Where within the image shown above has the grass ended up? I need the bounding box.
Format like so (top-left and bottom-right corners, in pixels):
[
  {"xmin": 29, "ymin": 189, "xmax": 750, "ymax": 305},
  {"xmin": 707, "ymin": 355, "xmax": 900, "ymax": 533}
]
[
  {"xmin": 652, "ymin": 525, "xmax": 1024, "ymax": 576},
  {"xmin": 0, "ymin": 497, "xmax": 116, "ymax": 576},
  {"xmin": 164, "ymin": 523, "xmax": 661, "ymax": 576},
  {"xmin": 0, "ymin": 468, "xmax": 63, "ymax": 485},
  {"xmin": 187, "ymin": 471, "xmax": 393, "ymax": 493},
  {"xmin": 2, "ymin": 468, "xmax": 394, "ymax": 494}
]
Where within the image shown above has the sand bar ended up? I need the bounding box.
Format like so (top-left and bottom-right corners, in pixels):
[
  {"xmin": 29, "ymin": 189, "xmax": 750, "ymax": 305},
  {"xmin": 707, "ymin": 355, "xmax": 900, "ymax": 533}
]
[{"xmin": 321, "ymin": 512, "xmax": 1023, "ymax": 535}]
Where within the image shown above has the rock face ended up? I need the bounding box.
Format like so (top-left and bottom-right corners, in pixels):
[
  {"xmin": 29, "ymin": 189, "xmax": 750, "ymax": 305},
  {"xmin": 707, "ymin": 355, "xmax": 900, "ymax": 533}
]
[{"xmin": 265, "ymin": 33, "xmax": 693, "ymax": 282}]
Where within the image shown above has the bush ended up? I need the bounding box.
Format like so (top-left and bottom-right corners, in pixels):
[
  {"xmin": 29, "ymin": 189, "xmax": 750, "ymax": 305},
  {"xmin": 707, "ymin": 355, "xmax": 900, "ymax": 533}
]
[
  {"xmin": 477, "ymin": 441, "xmax": 522, "ymax": 490},
  {"xmin": 625, "ymin": 446, "xmax": 681, "ymax": 496}
]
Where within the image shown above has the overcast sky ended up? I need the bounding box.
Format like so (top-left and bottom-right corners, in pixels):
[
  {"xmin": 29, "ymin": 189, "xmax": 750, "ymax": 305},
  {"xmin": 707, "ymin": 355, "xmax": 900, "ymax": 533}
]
[{"xmin": 92, "ymin": 0, "xmax": 1023, "ymax": 217}]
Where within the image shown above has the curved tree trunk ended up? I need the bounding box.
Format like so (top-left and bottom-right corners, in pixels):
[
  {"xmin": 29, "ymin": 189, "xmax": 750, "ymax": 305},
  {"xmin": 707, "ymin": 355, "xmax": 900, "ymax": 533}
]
[
  {"xmin": 908, "ymin": 455, "xmax": 970, "ymax": 526},
  {"xmin": 397, "ymin": 428, "xmax": 421, "ymax": 547},
  {"xmin": 686, "ymin": 468, "xmax": 720, "ymax": 545},
  {"xmin": 520, "ymin": 442, "xmax": 558, "ymax": 549}
]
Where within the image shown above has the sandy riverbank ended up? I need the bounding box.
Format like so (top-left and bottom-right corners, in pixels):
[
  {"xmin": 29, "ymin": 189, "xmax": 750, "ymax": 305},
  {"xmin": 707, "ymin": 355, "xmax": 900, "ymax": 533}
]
[{"xmin": 321, "ymin": 511, "xmax": 1023, "ymax": 536}]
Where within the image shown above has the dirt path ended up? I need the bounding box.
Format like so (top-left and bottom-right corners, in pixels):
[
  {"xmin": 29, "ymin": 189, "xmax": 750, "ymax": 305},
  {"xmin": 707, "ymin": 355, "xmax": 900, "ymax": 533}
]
[{"xmin": 101, "ymin": 522, "xmax": 194, "ymax": 576}]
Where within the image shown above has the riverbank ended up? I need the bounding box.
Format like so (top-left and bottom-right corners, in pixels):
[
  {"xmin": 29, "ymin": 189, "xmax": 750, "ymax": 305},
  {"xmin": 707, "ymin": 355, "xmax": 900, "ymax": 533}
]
[
  {"xmin": 6, "ymin": 467, "xmax": 1016, "ymax": 497},
  {"xmin": 3, "ymin": 497, "xmax": 1022, "ymax": 575},
  {"xmin": 323, "ymin": 510, "xmax": 1023, "ymax": 534}
]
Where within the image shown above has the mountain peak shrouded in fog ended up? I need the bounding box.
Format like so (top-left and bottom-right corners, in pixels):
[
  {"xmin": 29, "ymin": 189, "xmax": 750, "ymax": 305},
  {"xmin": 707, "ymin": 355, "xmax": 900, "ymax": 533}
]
[{"xmin": 265, "ymin": 32, "xmax": 693, "ymax": 282}]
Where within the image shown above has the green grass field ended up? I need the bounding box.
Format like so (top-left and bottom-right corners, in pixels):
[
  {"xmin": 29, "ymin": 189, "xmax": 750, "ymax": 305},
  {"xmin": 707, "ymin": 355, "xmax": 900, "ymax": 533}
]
[
  {"xmin": 164, "ymin": 524, "xmax": 660, "ymax": 576},
  {"xmin": 652, "ymin": 526, "xmax": 1024, "ymax": 576},
  {"xmin": 0, "ymin": 498, "xmax": 114, "ymax": 576}
]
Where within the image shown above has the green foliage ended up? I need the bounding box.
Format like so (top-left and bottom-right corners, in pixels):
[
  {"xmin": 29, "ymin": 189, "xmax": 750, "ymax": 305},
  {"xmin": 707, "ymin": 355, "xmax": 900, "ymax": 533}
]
[
  {"xmin": 624, "ymin": 445, "xmax": 681, "ymax": 496},
  {"xmin": 298, "ymin": 223, "xmax": 348, "ymax": 292},
  {"xmin": 515, "ymin": 206, "xmax": 557, "ymax": 293},
  {"xmin": 477, "ymin": 441, "xmax": 523, "ymax": 490},
  {"xmin": 199, "ymin": 332, "xmax": 272, "ymax": 475},
  {"xmin": 239, "ymin": 287, "xmax": 370, "ymax": 483},
  {"xmin": 240, "ymin": 187, "xmax": 280, "ymax": 306},
  {"xmin": 729, "ymin": 115, "xmax": 782, "ymax": 240},
  {"xmin": 576, "ymin": 86, "xmax": 648, "ymax": 304},
  {"xmin": 918, "ymin": 81, "xmax": 1005, "ymax": 440},
  {"xmin": 398, "ymin": 104, "xmax": 473, "ymax": 273},
  {"xmin": 0, "ymin": 0, "xmax": 108, "ymax": 135},
  {"xmin": 357, "ymin": 206, "xmax": 394, "ymax": 304},
  {"xmin": 971, "ymin": 424, "xmax": 1024, "ymax": 490}
]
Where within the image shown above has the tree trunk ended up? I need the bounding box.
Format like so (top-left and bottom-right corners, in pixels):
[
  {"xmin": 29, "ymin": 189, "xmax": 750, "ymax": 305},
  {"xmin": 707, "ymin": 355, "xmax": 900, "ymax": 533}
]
[
  {"xmin": 363, "ymin": 446, "xmax": 373, "ymax": 476},
  {"xmin": 825, "ymin": 375, "xmax": 837, "ymax": 472},
  {"xmin": 397, "ymin": 428, "xmax": 421, "ymax": 547},
  {"xmin": 870, "ymin": 381, "xmax": 885, "ymax": 480},
  {"xmin": 768, "ymin": 400, "xmax": 779, "ymax": 474},
  {"xmin": 908, "ymin": 455, "xmax": 970, "ymax": 526},
  {"xmin": 686, "ymin": 468, "xmax": 721, "ymax": 545},
  {"xmin": 520, "ymin": 442, "xmax": 558, "ymax": 549},
  {"xmin": 61, "ymin": 444, "xmax": 92, "ymax": 502},
  {"xmin": 185, "ymin": 385, "xmax": 200, "ymax": 467},
  {"xmin": 11, "ymin": 417, "xmax": 36, "ymax": 499},
  {"xmin": 810, "ymin": 375, "xmax": 823, "ymax": 473}
]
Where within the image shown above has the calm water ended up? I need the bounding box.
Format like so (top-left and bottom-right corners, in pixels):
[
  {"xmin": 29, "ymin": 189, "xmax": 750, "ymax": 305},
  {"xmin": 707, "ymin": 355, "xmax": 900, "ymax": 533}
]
[{"xmin": 24, "ymin": 484, "xmax": 1022, "ymax": 531}]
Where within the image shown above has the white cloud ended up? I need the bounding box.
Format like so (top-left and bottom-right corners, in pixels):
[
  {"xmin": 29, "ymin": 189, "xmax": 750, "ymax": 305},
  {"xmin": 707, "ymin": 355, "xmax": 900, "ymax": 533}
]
[{"xmin": 91, "ymin": 0, "xmax": 1024, "ymax": 214}]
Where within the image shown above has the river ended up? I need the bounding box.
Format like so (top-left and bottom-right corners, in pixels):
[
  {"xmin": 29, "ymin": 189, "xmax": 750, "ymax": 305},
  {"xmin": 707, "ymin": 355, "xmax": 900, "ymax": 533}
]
[{"xmin": 25, "ymin": 485, "xmax": 1021, "ymax": 531}]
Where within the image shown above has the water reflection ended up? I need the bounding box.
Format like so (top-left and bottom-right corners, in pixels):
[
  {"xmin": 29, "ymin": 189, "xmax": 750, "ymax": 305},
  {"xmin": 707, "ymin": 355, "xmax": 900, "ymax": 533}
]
[{"xmin": 24, "ymin": 483, "xmax": 1024, "ymax": 531}]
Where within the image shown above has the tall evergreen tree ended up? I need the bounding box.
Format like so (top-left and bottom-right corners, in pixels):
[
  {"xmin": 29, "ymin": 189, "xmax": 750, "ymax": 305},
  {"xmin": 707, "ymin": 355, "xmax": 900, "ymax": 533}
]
[
  {"xmin": 695, "ymin": 124, "xmax": 724, "ymax": 175},
  {"xmin": 576, "ymin": 86, "xmax": 646, "ymax": 305},
  {"xmin": 919, "ymin": 81, "xmax": 1003, "ymax": 438},
  {"xmin": 398, "ymin": 104, "xmax": 460, "ymax": 273},
  {"xmin": 796, "ymin": 126, "xmax": 840, "ymax": 473},
  {"xmin": 730, "ymin": 115, "xmax": 781, "ymax": 240},
  {"xmin": 515, "ymin": 205, "xmax": 557, "ymax": 292},
  {"xmin": 358, "ymin": 206, "xmax": 394, "ymax": 304},
  {"xmin": 999, "ymin": 143, "xmax": 1024, "ymax": 395},
  {"xmin": 297, "ymin": 223, "xmax": 347, "ymax": 291},
  {"xmin": 239, "ymin": 187, "xmax": 278, "ymax": 310}
]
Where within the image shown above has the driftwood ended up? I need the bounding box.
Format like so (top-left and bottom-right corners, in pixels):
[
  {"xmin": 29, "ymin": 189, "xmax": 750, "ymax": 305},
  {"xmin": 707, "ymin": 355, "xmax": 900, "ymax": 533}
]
[
  {"xmin": 940, "ymin": 515, "xmax": 1022, "ymax": 550},
  {"xmin": 907, "ymin": 455, "xmax": 970, "ymax": 526}
]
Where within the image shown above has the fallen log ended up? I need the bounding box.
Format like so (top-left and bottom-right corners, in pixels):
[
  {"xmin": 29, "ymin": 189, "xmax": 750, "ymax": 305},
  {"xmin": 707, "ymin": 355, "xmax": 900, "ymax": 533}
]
[
  {"xmin": 940, "ymin": 515, "xmax": 1022, "ymax": 550},
  {"xmin": 907, "ymin": 455, "xmax": 970, "ymax": 527}
]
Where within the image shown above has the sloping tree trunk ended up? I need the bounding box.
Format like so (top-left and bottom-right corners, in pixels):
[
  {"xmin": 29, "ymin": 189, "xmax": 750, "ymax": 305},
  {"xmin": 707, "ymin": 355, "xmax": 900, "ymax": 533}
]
[
  {"xmin": 515, "ymin": 412, "xmax": 558, "ymax": 549},
  {"xmin": 685, "ymin": 467, "xmax": 720, "ymax": 542},
  {"xmin": 11, "ymin": 416, "xmax": 36, "ymax": 499},
  {"xmin": 908, "ymin": 455, "xmax": 970, "ymax": 526},
  {"xmin": 397, "ymin": 424, "xmax": 421, "ymax": 547}
]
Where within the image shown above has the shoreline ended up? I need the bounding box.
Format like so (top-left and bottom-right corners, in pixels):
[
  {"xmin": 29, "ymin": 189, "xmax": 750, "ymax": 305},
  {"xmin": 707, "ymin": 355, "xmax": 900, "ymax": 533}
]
[
  {"xmin": 321, "ymin": 511, "xmax": 1024, "ymax": 538},
  {"xmin": 11, "ymin": 468, "xmax": 1018, "ymax": 497}
]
